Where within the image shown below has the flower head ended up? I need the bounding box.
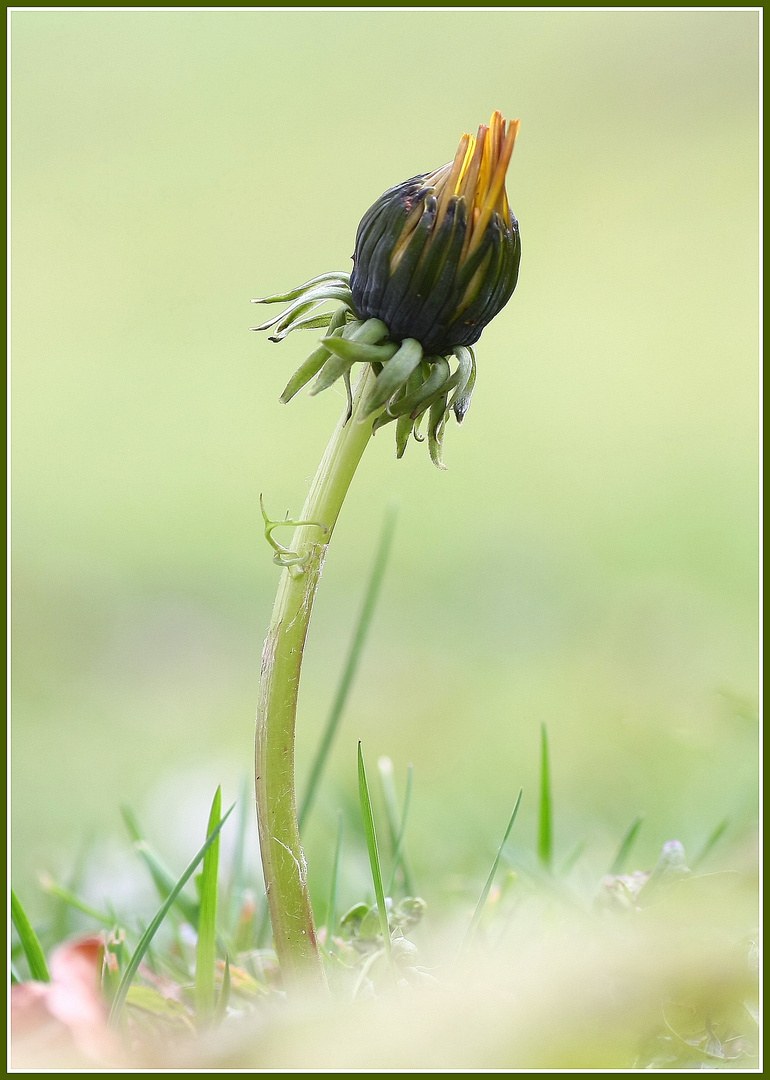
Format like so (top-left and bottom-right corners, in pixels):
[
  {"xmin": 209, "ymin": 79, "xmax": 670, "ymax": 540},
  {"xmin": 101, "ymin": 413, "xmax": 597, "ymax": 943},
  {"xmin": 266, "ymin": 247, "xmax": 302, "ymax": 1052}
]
[
  {"xmin": 351, "ymin": 111, "xmax": 520, "ymax": 356},
  {"xmin": 251, "ymin": 112, "xmax": 522, "ymax": 467}
]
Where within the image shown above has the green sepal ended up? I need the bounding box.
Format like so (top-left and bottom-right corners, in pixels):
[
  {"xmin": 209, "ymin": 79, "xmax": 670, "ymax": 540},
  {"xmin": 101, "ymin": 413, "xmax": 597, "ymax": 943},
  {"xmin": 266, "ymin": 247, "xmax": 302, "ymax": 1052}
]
[
  {"xmin": 395, "ymin": 411, "xmax": 414, "ymax": 459},
  {"xmin": 251, "ymin": 285, "xmax": 352, "ymax": 333},
  {"xmin": 428, "ymin": 394, "xmax": 450, "ymax": 470},
  {"xmin": 251, "ymin": 272, "xmax": 350, "ymax": 306},
  {"xmin": 268, "ymin": 309, "xmax": 338, "ymax": 342},
  {"xmin": 380, "ymin": 359, "xmax": 441, "ymax": 420},
  {"xmin": 451, "ymin": 346, "xmax": 476, "ymax": 422},
  {"xmin": 361, "ymin": 338, "xmax": 424, "ymax": 418},
  {"xmin": 309, "ymin": 353, "xmax": 356, "ymax": 396},
  {"xmin": 279, "ymin": 308, "xmax": 350, "ymax": 403},
  {"xmin": 322, "ymin": 337, "xmax": 399, "ymax": 366},
  {"xmin": 308, "ymin": 319, "xmax": 389, "ymax": 397}
]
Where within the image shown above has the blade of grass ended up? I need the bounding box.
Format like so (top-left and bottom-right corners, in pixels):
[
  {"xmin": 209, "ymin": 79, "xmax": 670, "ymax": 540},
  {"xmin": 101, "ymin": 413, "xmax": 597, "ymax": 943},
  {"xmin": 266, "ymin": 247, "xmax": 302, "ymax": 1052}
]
[
  {"xmin": 195, "ymin": 786, "xmax": 222, "ymax": 1023},
  {"xmin": 108, "ymin": 802, "xmax": 234, "ymax": 1027},
  {"xmin": 49, "ymin": 834, "xmax": 93, "ymax": 943},
  {"xmin": 101, "ymin": 929, "xmax": 127, "ymax": 1002},
  {"xmin": 460, "ymin": 789, "xmax": 523, "ymax": 959},
  {"xmin": 10, "ymin": 890, "xmax": 50, "ymax": 982},
  {"xmin": 38, "ymin": 875, "xmax": 114, "ymax": 927},
  {"xmin": 559, "ymin": 840, "xmax": 586, "ymax": 877},
  {"xmin": 357, "ymin": 742, "xmax": 393, "ymax": 973},
  {"xmin": 227, "ymin": 776, "xmax": 251, "ymax": 934},
  {"xmin": 692, "ymin": 818, "xmax": 729, "ymax": 868},
  {"xmin": 378, "ymin": 756, "xmax": 400, "ymax": 855},
  {"xmin": 385, "ymin": 762, "xmax": 414, "ymax": 897},
  {"xmin": 609, "ymin": 815, "xmax": 644, "ymax": 875},
  {"xmin": 299, "ymin": 505, "xmax": 398, "ymax": 831},
  {"xmin": 537, "ymin": 724, "xmax": 553, "ymax": 871},
  {"xmin": 121, "ymin": 806, "xmax": 199, "ymax": 926},
  {"xmin": 325, "ymin": 812, "xmax": 344, "ymax": 937},
  {"xmin": 213, "ymin": 955, "xmax": 231, "ymax": 1025}
]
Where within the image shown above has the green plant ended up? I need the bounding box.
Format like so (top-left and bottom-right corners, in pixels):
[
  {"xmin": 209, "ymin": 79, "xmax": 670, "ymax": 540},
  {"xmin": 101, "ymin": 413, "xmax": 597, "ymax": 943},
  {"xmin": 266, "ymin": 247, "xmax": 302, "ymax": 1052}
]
[{"xmin": 251, "ymin": 111, "xmax": 522, "ymax": 989}]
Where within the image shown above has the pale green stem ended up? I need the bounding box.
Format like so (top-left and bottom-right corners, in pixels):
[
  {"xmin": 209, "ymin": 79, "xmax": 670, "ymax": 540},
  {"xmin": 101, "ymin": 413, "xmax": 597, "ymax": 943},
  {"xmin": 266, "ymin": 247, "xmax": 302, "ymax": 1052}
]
[{"xmin": 255, "ymin": 364, "xmax": 378, "ymax": 991}]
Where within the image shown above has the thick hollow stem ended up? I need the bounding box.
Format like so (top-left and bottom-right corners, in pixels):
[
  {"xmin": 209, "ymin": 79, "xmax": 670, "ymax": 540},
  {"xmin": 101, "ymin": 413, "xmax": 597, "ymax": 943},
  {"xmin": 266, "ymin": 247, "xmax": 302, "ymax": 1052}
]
[{"xmin": 255, "ymin": 366, "xmax": 378, "ymax": 991}]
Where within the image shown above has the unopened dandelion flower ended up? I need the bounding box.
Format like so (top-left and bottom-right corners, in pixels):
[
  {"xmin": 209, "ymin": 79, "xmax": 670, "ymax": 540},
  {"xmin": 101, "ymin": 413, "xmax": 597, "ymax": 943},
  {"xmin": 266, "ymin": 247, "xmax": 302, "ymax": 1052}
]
[{"xmin": 252, "ymin": 111, "xmax": 521, "ymax": 468}]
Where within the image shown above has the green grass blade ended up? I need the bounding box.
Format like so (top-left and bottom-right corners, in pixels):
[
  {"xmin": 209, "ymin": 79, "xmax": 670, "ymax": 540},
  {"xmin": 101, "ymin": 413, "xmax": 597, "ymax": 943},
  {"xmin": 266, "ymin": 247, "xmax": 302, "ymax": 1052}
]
[
  {"xmin": 385, "ymin": 761, "xmax": 414, "ymax": 897},
  {"xmin": 357, "ymin": 742, "xmax": 393, "ymax": 973},
  {"xmin": 558, "ymin": 840, "xmax": 586, "ymax": 877},
  {"xmin": 11, "ymin": 889, "xmax": 50, "ymax": 982},
  {"xmin": 195, "ymin": 786, "xmax": 222, "ymax": 1023},
  {"xmin": 38, "ymin": 875, "xmax": 114, "ymax": 927},
  {"xmin": 460, "ymin": 789, "xmax": 523, "ymax": 958},
  {"xmin": 537, "ymin": 724, "xmax": 553, "ymax": 871},
  {"xmin": 609, "ymin": 815, "xmax": 644, "ymax": 875},
  {"xmin": 692, "ymin": 818, "xmax": 729, "ymax": 868},
  {"xmin": 227, "ymin": 776, "xmax": 250, "ymax": 934},
  {"xmin": 121, "ymin": 805, "xmax": 200, "ymax": 926},
  {"xmin": 213, "ymin": 955, "xmax": 231, "ymax": 1025},
  {"xmin": 108, "ymin": 802, "xmax": 234, "ymax": 1027},
  {"xmin": 325, "ymin": 812, "xmax": 344, "ymax": 937},
  {"xmin": 299, "ymin": 505, "xmax": 398, "ymax": 831},
  {"xmin": 48, "ymin": 835, "xmax": 93, "ymax": 943}
]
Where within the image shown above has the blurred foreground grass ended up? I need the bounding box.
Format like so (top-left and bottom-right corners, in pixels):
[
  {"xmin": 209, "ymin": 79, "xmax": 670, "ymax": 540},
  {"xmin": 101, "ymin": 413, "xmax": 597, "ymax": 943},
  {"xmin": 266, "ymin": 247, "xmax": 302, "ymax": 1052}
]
[{"xmin": 11, "ymin": 769, "xmax": 759, "ymax": 1070}]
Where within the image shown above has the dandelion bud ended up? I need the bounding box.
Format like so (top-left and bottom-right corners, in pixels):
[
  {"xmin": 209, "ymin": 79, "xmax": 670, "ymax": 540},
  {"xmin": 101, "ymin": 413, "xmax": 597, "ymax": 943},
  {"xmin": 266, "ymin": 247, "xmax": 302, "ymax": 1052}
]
[
  {"xmin": 350, "ymin": 112, "xmax": 521, "ymax": 356},
  {"xmin": 251, "ymin": 112, "xmax": 522, "ymax": 466}
]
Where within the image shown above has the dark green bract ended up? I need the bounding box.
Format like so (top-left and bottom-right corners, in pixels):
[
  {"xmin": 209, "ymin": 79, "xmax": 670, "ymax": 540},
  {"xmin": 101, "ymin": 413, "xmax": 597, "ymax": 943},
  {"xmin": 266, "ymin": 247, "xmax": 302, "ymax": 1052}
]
[{"xmin": 349, "ymin": 175, "xmax": 520, "ymax": 356}]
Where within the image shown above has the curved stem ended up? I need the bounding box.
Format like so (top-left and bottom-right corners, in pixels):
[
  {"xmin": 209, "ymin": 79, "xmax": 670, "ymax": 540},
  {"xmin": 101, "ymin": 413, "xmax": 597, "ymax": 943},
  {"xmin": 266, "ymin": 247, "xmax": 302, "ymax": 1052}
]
[{"xmin": 255, "ymin": 365, "xmax": 378, "ymax": 991}]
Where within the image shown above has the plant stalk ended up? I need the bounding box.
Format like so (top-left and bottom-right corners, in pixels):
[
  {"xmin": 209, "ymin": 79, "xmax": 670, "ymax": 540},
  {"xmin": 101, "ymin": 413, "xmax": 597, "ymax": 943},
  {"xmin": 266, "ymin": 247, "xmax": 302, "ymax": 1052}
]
[{"xmin": 255, "ymin": 365, "xmax": 378, "ymax": 991}]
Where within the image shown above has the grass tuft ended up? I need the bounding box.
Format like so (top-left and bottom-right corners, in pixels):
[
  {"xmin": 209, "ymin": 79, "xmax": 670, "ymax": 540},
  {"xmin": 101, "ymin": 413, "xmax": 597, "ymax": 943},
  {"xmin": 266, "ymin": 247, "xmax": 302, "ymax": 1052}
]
[
  {"xmin": 692, "ymin": 818, "xmax": 729, "ymax": 868},
  {"xmin": 11, "ymin": 889, "xmax": 50, "ymax": 982},
  {"xmin": 609, "ymin": 816, "xmax": 644, "ymax": 875},
  {"xmin": 460, "ymin": 789, "xmax": 523, "ymax": 958},
  {"xmin": 195, "ymin": 786, "xmax": 222, "ymax": 1023},
  {"xmin": 213, "ymin": 954, "xmax": 231, "ymax": 1025},
  {"xmin": 378, "ymin": 757, "xmax": 415, "ymax": 897},
  {"xmin": 39, "ymin": 875, "xmax": 114, "ymax": 927},
  {"xmin": 108, "ymin": 799, "xmax": 234, "ymax": 1027},
  {"xmin": 357, "ymin": 742, "xmax": 394, "ymax": 974},
  {"xmin": 121, "ymin": 805, "xmax": 199, "ymax": 926},
  {"xmin": 227, "ymin": 777, "xmax": 251, "ymax": 936},
  {"xmin": 537, "ymin": 723, "xmax": 553, "ymax": 871}
]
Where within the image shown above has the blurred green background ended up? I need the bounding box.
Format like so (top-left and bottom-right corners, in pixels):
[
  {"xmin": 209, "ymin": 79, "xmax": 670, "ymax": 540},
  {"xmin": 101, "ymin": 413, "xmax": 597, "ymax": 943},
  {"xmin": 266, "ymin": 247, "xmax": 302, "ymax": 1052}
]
[{"xmin": 11, "ymin": 11, "xmax": 759, "ymax": 910}]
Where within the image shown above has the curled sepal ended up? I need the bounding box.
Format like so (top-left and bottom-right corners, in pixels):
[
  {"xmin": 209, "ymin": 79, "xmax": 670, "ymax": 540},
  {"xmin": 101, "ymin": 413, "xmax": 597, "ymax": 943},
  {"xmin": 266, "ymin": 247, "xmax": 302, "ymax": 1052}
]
[
  {"xmin": 450, "ymin": 346, "xmax": 476, "ymax": 423},
  {"xmin": 361, "ymin": 338, "xmax": 424, "ymax": 420},
  {"xmin": 309, "ymin": 319, "xmax": 390, "ymax": 397},
  {"xmin": 322, "ymin": 337, "xmax": 399, "ymax": 367},
  {"xmin": 309, "ymin": 353, "xmax": 356, "ymax": 397},
  {"xmin": 381, "ymin": 359, "xmax": 446, "ymax": 421},
  {"xmin": 267, "ymin": 309, "xmax": 341, "ymax": 343},
  {"xmin": 428, "ymin": 395, "xmax": 450, "ymax": 470},
  {"xmin": 279, "ymin": 307, "xmax": 349, "ymax": 403},
  {"xmin": 251, "ymin": 272, "xmax": 350, "ymax": 306},
  {"xmin": 251, "ymin": 284, "xmax": 353, "ymax": 334},
  {"xmin": 395, "ymin": 411, "xmax": 414, "ymax": 459}
]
